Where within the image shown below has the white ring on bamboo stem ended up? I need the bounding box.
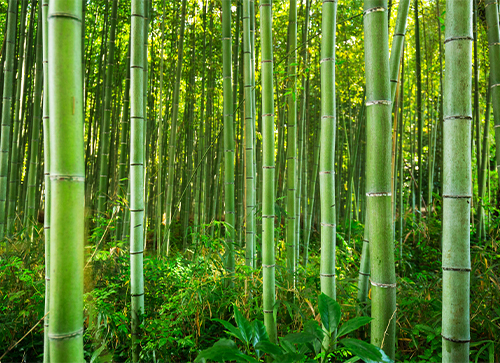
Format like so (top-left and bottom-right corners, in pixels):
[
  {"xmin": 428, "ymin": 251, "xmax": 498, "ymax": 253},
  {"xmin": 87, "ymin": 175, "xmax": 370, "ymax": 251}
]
[
  {"xmin": 320, "ymin": 223, "xmax": 336, "ymax": 228},
  {"xmin": 50, "ymin": 175, "xmax": 85, "ymax": 182},
  {"xmin": 263, "ymin": 264, "xmax": 276, "ymax": 268},
  {"xmin": 320, "ymin": 273, "xmax": 336, "ymax": 277},
  {"xmin": 444, "ymin": 36, "xmax": 473, "ymax": 44},
  {"xmin": 366, "ymin": 100, "xmax": 391, "ymax": 106},
  {"xmin": 363, "ymin": 7, "xmax": 385, "ymax": 15},
  {"xmin": 441, "ymin": 334, "xmax": 470, "ymax": 343},
  {"xmin": 366, "ymin": 192, "xmax": 391, "ymax": 197},
  {"xmin": 442, "ymin": 266, "xmax": 471, "ymax": 272},
  {"xmin": 370, "ymin": 280, "xmax": 396, "ymax": 288},
  {"xmin": 49, "ymin": 328, "xmax": 84, "ymax": 341}
]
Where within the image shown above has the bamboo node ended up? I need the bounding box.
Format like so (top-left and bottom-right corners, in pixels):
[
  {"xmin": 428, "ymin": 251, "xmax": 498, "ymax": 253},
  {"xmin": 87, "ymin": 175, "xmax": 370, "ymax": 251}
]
[
  {"xmin": 442, "ymin": 266, "xmax": 471, "ymax": 272},
  {"xmin": 131, "ymin": 292, "xmax": 145, "ymax": 297},
  {"xmin": 441, "ymin": 334, "xmax": 470, "ymax": 343},
  {"xmin": 50, "ymin": 175, "xmax": 85, "ymax": 182},
  {"xmin": 130, "ymin": 250, "xmax": 144, "ymax": 255},
  {"xmin": 366, "ymin": 192, "xmax": 391, "ymax": 197},
  {"xmin": 262, "ymin": 166, "xmax": 275, "ymax": 169},
  {"xmin": 393, "ymin": 33, "xmax": 405, "ymax": 37},
  {"xmin": 485, "ymin": 1, "xmax": 498, "ymax": 8},
  {"xmin": 442, "ymin": 194, "xmax": 472, "ymax": 199},
  {"xmin": 263, "ymin": 310, "xmax": 273, "ymax": 314},
  {"xmin": 48, "ymin": 12, "xmax": 82, "ymax": 22},
  {"xmin": 363, "ymin": 7, "xmax": 385, "ymax": 15},
  {"xmin": 320, "ymin": 223, "xmax": 336, "ymax": 228},
  {"xmin": 444, "ymin": 36, "xmax": 473, "ymax": 44},
  {"xmin": 443, "ymin": 115, "xmax": 472, "ymax": 121},
  {"xmin": 320, "ymin": 57, "xmax": 335, "ymax": 63},
  {"xmin": 359, "ymin": 272, "xmax": 370, "ymax": 276},
  {"xmin": 48, "ymin": 328, "xmax": 84, "ymax": 341},
  {"xmin": 263, "ymin": 264, "xmax": 276, "ymax": 268},
  {"xmin": 320, "ymin": 273, "xmax": 336, "ymax": 277},
  {"xmin": 262, "ymin": 113, "xmax": 274, "ymax": 117},
  {"xmin": 366, "ymin": 100, "xmax": 391, "ymax": 106},
  {"xmin": 370, "ymin": 280, "xmax": 396, "ymax": 288},
  {"xmin": 321, "ymin": 115, "xmax": 335, "ymax": 119},
  {"xmin": 491, "ymin": 83, "xmax": 500, "ymax": 89},
  {"xmin": 262, "ymin": 215, "xmax": 274, "ymax": 218},
  {"xmin": 489, "ymin": 42, "xmax": 500, "ymax": 47}
]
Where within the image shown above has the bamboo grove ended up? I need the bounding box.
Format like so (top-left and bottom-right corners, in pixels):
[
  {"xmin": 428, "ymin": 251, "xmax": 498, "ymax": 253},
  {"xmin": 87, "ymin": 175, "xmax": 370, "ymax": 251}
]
[{"xmin": 0, "ymin": 0, "xmax": 499, "ymax": 361}]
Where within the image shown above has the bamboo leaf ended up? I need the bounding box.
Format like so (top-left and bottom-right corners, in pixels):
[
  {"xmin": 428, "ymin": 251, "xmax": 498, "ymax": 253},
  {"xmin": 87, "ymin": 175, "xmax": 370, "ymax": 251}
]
[
  {"xmin": 318, "ymin": 293, "xmax": 341, "ymax": 335},
  {"xmin": 337, "ymin": 316, "xmax": 372, "ymax": 338},
  {"xmin": 234, "ymin": 306, "xmax": 253, "ymax": 344}
]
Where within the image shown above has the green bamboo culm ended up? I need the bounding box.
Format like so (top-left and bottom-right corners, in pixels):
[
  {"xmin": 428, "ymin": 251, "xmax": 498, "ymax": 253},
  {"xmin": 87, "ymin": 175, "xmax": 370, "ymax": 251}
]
[
  {"xmin": 319, "ymin": 0, "xmax": 337, "ymax": 300},
  {"xmin": 164, "ymin": 0, "xmax": 187, "ymax": 255},
  {"xmin": 388, "ymin": 0, "xmax": 410, "ymax": 102},
  {"xmin": 0, "ymin": 0, "xmax": 18, "ymax": 241},
  {"xmin": 47, "ymin": 0, "xmax": 85, "ymax": 361},
  {"xmin": 260, "ymin": 0, "xmax": 278, "ymax": 343},
  {"xmin": 286, "ymin": 0, "xmax": 298, "ymax": 295},
  {"xmin": 222, "ymin": 0, "xmax": 235, "ymax": 278},
  {"xmin": 97, "ymin": 0, "xmax": 118, "ymax": 215},
  {"xmin": 26, "ymin": 8, "xmax": 44, "ymax": 241},
  {"xmin": 42, "ymin": 0, "xmax": 51, "ymax": 360},
  {"xmin": 7, "ymin": 0, "xmax": 28, "ymax": 236},
  {"xmin": 363, "ymin": 0, "xmax": 396, "ymax": 358},
  {"xmin": 484, "ymin": 0, "xmax": 500, "ymax": 188},
  {"xmin": 320, "ymin": 0, "xmax": 338, "ymax": 351},
  {"xmin": 243, "ymin": 0, "xmax": 256, "ymax": 269},
  {"xmin": 130, "ymin": 0, "xmax": 146, "ymax": 361},
  {"xmin": 441, "ymin": 0, "xmax": 472, "ymax": 361}
]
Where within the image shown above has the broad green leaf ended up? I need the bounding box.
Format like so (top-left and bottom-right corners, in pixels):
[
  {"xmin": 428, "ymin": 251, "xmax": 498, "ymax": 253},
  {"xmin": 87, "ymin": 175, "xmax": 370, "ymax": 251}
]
[
  {"xmin": 283, "ymin": 332, "xmax": 316, "ymax": 345},
  {"xmin": 274, "ymin": 352, "xmax": 307, "ymax": 363},
  {"xmin": 280, "ymin": 338, "xmax": 297, "ymax": 354},
  {"xmin": 304, "ymin": 320, "xmax": 324, "ymax": 341},
  {"xmin": 234, "ymin": 306, "xmax": 253, "ymax": 344},
  {"xmin": 255, "ymin": 341, "xmax": 282, "ymax": 356},
  {"xmin": 340, "ymin": 338, "xmax": 393, "ymax": 363},
  {"xmin": 90, "ymin": 345, "xmax": 106, "ymax": 363},
  {"xmin": 318, "ymin": 293, "xmax": 341, "ymax": 335},
  {"xmin": 194, "ymin": 339, "xmax": 243, "ymax": 363},
  {"xmin": 337, "ymin": 316, "xmax": 372, "ymax": 338},
  {"xmin": 252, "ymin": 320, "xmax": 269, "ymax": 347},
  {"xmin": 213, "ymin": 318, "xmax": 244, "ymax": 343}
]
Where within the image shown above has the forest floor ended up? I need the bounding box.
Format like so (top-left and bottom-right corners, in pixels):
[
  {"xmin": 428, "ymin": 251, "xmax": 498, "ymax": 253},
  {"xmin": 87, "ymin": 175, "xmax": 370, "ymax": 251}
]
[{"xmin": 0, "ymin": 215, "xmax": 498, "ymax": 362}]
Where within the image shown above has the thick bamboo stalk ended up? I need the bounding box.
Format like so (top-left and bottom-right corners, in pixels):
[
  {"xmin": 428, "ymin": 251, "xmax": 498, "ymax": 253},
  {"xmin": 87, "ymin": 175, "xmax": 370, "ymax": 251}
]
[
  {"xmin": 389, "ymin": 0, "xmax": 409, "ymax": 102},
  {"xmin": 260, "ymin": 0, "xmax": 277, "ymax": 343},
  {"xmin": 26, "ymin": 7, "xmax": 43, "ymax": 241},
  {"xmin": 243, "ymin": 0, "xmax": 256, "ymax": 269},
  {"xmin": 130, "ymin": 0, "xmax": 145, "ymax": 360},
  {"xmin": 165, "ymin": 0, "xmax": 187, "ymax": 254},
  {"xmin": 484, "ymin": 0, "xmax": 500, "ymax": 195},
  {"xmin": 222, "ymin": 0, "xmax": 235, "ymax": 277},
  {"xmin": 47, "ymin": 0, "xmax": 84, "ymax": 360},
  {"xmin": 41, "ymin": 0, "xmax": 50, "ymax": 359},
  {"xmin": 363, "ymin": 0, "xmax": 396, "ymax": 358},
  {"xmin": 442, "ymin": 1, "xmax": 472, "ymax": 361},
  {"xmin": 0, "ymin": 0, "xmax": 17, "ymax": 238},
  {"xmin": 320, "ymin": 0, "xmax": 337, "ymax": 303},
  {"xmin": 286, "ymin": 0, "xmax": 297, "ymax": 295},
  {"xmin": 97, "ymin": 0, "xmax": 118, "ymax": 215}
]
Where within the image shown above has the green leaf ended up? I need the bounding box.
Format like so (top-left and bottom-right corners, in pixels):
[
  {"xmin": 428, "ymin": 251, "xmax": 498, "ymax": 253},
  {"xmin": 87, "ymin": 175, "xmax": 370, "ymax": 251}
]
[
  {"xmin": 340, "ymin": 339, "xmax": 394, "ymax": 363},
  {"xmin": 213, "ymin": 318, "xmax": 244, "ymax": 343},
  {"xmin": 304, "ymin": 320, "xmax": 324, "ymax": 341},
  {"xmin": 194, "ymin": 339, "xmax": 244, "ymax": 363},
  {"xmin": 234, "ymin": 306, "xmax": 253, "ymax": 344},
  {"xmin": 274, "ymin": 352, "xmax": 307, "ymax": 363},
  {"xmin": 318, "ymin": 293, "xmax": 341, "ymax": 335},
  {"xmin": 252, "ymin": 320, "xmax": 269, "ymax": 347},
  {"xmin": 337, "ymin": 316, "xmax": 372, "ymax": 338},
  {"xmin": 90, "ymin": 345, "xmax": 106, "ymax": 363},
  {"xmin": 283, "ymin": 332, "xmax": 316, "ymax": 345},
  {"xmin": 280, "ymin": 338, "xmax": 297, "ymax": 354},
  {"xmin": 254, "ymin": 341, "xmax": 282, "ymax": 356}
]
